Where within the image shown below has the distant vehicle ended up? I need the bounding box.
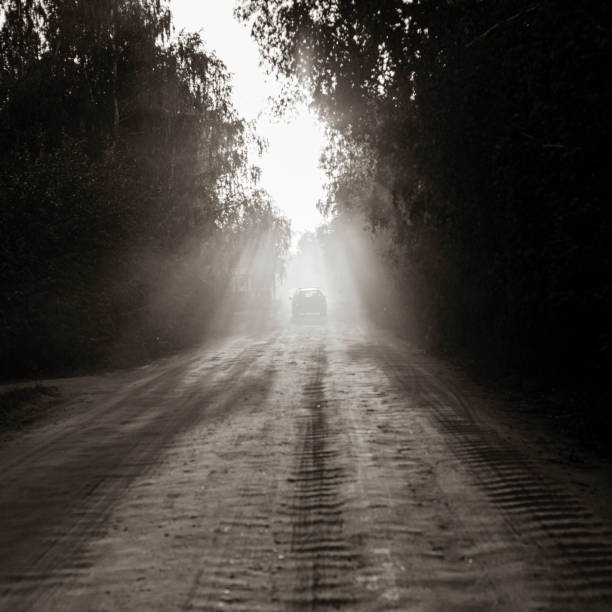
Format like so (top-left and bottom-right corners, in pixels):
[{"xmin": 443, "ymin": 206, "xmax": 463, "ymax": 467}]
[{"xmin": 291, "ymin": 288, "xmax": 327, "ymax": 319}]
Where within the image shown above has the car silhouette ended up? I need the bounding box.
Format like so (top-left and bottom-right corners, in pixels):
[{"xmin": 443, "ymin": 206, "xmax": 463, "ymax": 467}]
[{"xmin": 291, "ymin": 288, "xmax": 327, "ymax": 319}]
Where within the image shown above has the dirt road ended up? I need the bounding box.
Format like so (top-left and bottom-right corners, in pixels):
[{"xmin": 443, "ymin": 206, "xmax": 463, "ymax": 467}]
[{"xmin": 1, "ymin": 317, "xmax": 612, "ymax": 611}]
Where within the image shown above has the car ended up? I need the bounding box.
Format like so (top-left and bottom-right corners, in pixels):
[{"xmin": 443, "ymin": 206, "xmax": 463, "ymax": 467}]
[{"xmin": 291, "ymin": 287, "xmax": 327, "ymax": 319}]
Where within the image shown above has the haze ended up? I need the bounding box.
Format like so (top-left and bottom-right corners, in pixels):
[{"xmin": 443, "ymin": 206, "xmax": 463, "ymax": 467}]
[{"xmin": 1, "ymin": 2, "xmax": 609, "ymax": 611}]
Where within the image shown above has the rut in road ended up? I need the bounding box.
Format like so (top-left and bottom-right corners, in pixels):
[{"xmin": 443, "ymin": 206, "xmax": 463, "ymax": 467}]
[
  {"xmin": 2, "ymin": 324, "xmax": 612, "ymax": 611},
  {"xmin": 285, "ymin": 345, "xmax": 360, "ymax": 609},
  {"xmin": 0, "ymin": 336, "xmax": 281, "ymax": 612},
  {"xmin": 375, "ymin": 342, "xmax": 612, "ymax": 610}
]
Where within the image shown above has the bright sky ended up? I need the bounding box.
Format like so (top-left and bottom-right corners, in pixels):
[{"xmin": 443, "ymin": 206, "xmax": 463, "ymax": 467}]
[{"xmin": 170, "ymin": 0, "xmax": 327, "ymax": 238}]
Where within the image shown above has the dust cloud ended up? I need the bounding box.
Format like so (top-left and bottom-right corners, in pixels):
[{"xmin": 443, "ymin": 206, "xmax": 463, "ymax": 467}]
[{"xmin": 279, "ymin": 216, "xmax": 410, "ymax": 332}]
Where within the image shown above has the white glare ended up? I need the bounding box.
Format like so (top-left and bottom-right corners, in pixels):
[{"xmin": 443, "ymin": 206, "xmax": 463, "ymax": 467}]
[{"xmin": 170, "ymin": 0, "xmax": 327, "ymax": 237}]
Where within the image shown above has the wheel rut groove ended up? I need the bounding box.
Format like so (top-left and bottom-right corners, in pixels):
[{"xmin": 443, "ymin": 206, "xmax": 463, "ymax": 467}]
[
  {"xmin": 3, "ymin": 327, "xmax": 612, "ymax": 610},
  {"xmin": 377, "ymin": 343, "xmax": 612, "ymax": 610},
  {"xmin": 0, "ymin": 339, "xmax": 281, "ymax": 612},
  {"xmin": 285, "ymin": 345, "xmax": 361, "ymax": 610}
]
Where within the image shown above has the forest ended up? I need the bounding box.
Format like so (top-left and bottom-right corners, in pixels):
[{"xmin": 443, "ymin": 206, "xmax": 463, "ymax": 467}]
[
  {"xmin": 2, "ymin": 4, "xmax": 612, "ymax": 608},
  {"xmin": 1, "ymin": 0, "xmax": 289, "ymax": 377},
  {"xmin": 2, "ymin": 0, "xmax": 610, "ymax": 428},
  {"xmin": 239, "ymin": 0, "xmax": 611, "ymax": 421}
]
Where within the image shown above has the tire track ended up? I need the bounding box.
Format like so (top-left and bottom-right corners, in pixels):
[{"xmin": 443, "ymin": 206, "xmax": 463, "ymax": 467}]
[
  {"xmin": 0, "ymin": 337, "xmax": 280, "ymax": 612},
  {"xmin": 284, "ymin": 345, "xmax": 360, "ymax": 610},
  {"xmin": 0, "ymin": 336, "xmax": 266, "ymax": 476},
  {"xmin": 172, "ymin": 338, "xmax": 299, "ymax": 612},
  {"xmin": 376, "ymin": 343, "xmax": 612, "ymax": 610},
  {"xmin": 331, "ymin": 338, "xmax": 533, "ymax": 610}
]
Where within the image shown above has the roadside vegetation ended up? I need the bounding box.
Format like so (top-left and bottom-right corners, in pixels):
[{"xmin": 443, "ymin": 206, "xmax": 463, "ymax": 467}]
[
  {"xmin": 238, "ymin": 1, "xmax": 611, "ymax": 422},
  {"xmin": 1, "ymin": 0, "xmax": 289, "ymax": 378},
  {"xmin": 0, "ymin": 385, "xmax": 60, "ymax": 429}
]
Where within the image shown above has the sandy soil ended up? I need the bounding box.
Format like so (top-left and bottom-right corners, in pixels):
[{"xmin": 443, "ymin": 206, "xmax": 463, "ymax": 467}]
[{"xmin": 1, "ymin": 316, "xmax": 611, "ymax": 611}]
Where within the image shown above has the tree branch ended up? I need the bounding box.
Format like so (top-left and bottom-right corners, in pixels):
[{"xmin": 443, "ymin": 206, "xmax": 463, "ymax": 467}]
[{"xmin": 466, "ymin": 4, "xmax": 540, "ymax": 48}]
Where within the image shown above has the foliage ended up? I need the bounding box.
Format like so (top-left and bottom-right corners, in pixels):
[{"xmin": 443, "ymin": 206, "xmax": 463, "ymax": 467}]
[
  {"xmin": 1, "ymin": 0, "xmax": 289, "ymax": 377},
  {"xmin": 0, "ymin": 385, "xmax": 59, "ymax": 429},
  {"xmin": 238, "ymin": 0, "xmax": 611, "ymax": 388}
]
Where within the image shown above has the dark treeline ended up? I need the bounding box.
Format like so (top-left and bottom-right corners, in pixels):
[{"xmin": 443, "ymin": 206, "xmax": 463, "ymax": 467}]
[
  {"xmin": 240, "ymin": 2, "xmax": 611, "ymax": 405},
  {"xmin": 1, "ymin": 0, "xmax": 289, "ymax": 377}
]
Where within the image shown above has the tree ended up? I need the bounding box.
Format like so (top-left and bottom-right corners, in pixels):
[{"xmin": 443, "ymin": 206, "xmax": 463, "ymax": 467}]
[
  {"xmin": 238, "ymin": 0, "xmax": 612, "ymax": 385},
  {"xmin": 1, "ymin": 0, "xmax": 289, "ymax": 376}
]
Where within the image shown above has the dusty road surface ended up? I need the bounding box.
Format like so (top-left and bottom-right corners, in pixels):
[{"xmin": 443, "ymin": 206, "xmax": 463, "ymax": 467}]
[{"xmin": 1, "ymin": 315, "xmax": 612, "ymax": 611}]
